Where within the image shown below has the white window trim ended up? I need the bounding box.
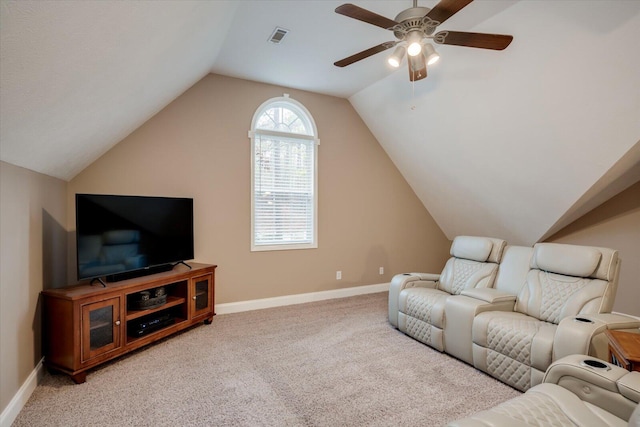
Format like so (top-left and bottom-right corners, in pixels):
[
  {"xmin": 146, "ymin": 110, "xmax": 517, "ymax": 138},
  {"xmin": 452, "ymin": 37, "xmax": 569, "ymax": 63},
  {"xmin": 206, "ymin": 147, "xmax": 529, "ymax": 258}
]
[{"xmin": 249, "ymin": 95, "xmax": 319, "ymax": 252}]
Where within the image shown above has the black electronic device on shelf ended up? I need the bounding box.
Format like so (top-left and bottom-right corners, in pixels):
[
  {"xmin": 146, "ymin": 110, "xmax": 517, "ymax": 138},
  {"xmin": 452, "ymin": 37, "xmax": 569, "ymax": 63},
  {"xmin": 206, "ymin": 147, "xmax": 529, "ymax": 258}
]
[{"xmin": 128, "ymin": 313, "xmax": 175, "ymax": 337}]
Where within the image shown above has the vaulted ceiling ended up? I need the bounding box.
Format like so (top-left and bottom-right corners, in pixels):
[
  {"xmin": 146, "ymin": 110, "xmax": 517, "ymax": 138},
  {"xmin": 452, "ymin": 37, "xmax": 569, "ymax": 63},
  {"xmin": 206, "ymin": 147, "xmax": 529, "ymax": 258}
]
[{"xmin": 1, "ymin": 1, "xmax": 639, "ymax": 245}]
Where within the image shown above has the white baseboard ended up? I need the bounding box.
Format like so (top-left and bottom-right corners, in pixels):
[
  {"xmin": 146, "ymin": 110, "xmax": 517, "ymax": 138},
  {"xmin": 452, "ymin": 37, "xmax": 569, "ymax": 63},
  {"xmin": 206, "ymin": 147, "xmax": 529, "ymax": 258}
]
[
  {"xmin": 612, "ymin": 311, "xmax": 640, "ymax": 321},
  {"xmin": 0, "ymin": 358, "xmax": 44, "ymax": 427},
  {"xmin": 215, "ymin": 282, "xmax": 390, "ymax": 315}
]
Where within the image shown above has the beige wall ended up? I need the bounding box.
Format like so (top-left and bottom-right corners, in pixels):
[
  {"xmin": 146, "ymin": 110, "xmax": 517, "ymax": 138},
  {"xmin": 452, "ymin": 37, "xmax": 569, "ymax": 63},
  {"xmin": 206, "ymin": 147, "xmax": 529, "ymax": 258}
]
[
  {"xmin": 546, "ymin": 180, "xmax": 640, "ymax": 317},
  {"xmin": 67, "ymin": 74, "xmax": 451, "ymax": 303},
  {"xmin": 0, "ymin": 161, "xmax": 67, "ymax": 414}
]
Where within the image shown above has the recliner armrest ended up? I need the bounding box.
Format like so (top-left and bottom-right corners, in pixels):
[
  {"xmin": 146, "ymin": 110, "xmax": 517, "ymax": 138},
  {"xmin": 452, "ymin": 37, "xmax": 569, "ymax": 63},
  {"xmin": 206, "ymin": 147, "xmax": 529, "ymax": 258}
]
[
  {"xmin": 444, "ymin": 294, "xmax": 517, "ymax": 364},
  {"xmin": 460, "ymin": 288, "xmax": 517, "ymax": 304},
  {"xmin": 545, "ymin": 354, "xmax": 629, "ymax": 392},
  {"xmin": 582, "ymin": 313, "xmax": 640, "ymax": 330},
  {"xmin": 409, "ymin": 272, "xmax": 441, "ymax": 281},
  {"xmin": 543, "ymin": 354, "xmax": 640, "ymax": 420},
  {"xmin": 553, "ymin": 314, "xmax": 640, "ymax": 361},
  {"xmin": 388, "ymin": 273, "xmax": 439, "ymax": 327}
]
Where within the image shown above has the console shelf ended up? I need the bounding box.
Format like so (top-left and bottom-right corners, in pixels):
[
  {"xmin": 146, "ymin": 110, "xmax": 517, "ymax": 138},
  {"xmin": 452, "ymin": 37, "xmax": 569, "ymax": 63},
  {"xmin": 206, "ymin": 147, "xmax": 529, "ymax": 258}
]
[
  {"xmin": 126, "ymin": 296, "xmax": 186, "ymax": 321},
  {"xmin": 42, "ymin": 263, "xmax": 216, "ymax": 383}
]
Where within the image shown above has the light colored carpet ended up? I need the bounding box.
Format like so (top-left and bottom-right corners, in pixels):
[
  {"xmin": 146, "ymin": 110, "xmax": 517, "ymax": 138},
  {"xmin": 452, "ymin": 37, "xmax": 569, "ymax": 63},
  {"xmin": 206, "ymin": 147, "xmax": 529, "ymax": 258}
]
[{"xmin": 14, "ymin": 292, "xmax": 520, "ymax": 426}]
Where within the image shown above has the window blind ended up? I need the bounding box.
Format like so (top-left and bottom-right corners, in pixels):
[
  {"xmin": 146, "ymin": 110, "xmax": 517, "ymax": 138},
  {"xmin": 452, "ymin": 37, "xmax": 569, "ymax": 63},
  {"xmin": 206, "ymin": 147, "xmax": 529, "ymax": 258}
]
[{"xmin": 253, "ymin": 133, "xmax": 315, "ymax": 246}]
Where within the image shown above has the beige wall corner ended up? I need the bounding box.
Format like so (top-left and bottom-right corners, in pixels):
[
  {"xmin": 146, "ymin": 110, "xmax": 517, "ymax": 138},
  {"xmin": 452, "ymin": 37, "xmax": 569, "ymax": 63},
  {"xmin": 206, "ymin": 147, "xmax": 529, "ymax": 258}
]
[
  {"xmin": 546, "ymin": 180, "xmax": 640, "ymax": 317},
  {"xmin": 0, "ymin": 161, "xmax": 67, "ymax": 416},
  {"xmin": 67, "ymin": 74, "xmax": 451, "ymax": 304}
]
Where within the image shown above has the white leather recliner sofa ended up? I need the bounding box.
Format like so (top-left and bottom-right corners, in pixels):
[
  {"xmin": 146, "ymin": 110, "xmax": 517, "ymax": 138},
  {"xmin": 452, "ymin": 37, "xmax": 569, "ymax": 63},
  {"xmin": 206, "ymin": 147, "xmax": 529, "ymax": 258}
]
[
  {"xmin": 389, "ymin": 236, "xmax": 507, "ymax": 351},
  {"xmin": 389, "ymin": 238, "xmax": 640, "ymax": 392},
  {"xmin": 449, "ymin": 354, "xmax": 640, "ymax": 427}
]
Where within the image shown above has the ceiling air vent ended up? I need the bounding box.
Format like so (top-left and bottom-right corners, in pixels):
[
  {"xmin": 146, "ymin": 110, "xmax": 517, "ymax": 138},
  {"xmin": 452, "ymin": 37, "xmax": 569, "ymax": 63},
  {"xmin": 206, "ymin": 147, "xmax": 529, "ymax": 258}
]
[{"xmin": 268, "ymin": 27, "xmax": 289, "ymax": 44}]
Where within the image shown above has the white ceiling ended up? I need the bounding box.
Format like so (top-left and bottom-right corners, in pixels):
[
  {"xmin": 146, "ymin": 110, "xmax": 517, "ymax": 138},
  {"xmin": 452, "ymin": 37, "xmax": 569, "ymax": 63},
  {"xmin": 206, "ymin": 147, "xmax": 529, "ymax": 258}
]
[
  {"xmin": 1, "ymin": 0, "xmax": 639, "ymax": 245},
  {"xmin": 0, "ymin": 0, "xmax": 238, "ymax": 179}
]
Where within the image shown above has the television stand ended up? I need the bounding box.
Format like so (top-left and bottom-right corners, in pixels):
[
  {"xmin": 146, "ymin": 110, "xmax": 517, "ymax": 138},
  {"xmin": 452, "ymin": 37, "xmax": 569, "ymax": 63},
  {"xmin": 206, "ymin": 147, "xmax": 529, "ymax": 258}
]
[
  {"xmin": 172, "ymin": 260, "xmax": 192, "ymax": 270},
  {"xmin": 90, "ymin": 277, "xmax": 107, "ymax": 287},
  {"xmin": 42, "ymin": 263, "xmax": 216, "ymax": 383}
]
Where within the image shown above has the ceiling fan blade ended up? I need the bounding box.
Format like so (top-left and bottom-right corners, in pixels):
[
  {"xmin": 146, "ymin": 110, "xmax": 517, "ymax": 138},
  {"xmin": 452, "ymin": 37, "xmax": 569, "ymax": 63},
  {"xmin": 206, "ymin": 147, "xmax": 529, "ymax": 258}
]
[
  {"xmin": 334, "ymin": 41, "xmax": 399, "ymax": 67},
  {"xmin": 434, "ymin": 31, "xmax": 513, "ymax": 50},
  {"xmin": 408, "ymin": 55, "xmax": 427, "ymax": 82},
  {"xmin": 335, "ymin": 3, "xmax": 398, "ymax": 30},
  {"xmin": 426, "ymin": 0, "xmax": 474, "ymax": 25}
]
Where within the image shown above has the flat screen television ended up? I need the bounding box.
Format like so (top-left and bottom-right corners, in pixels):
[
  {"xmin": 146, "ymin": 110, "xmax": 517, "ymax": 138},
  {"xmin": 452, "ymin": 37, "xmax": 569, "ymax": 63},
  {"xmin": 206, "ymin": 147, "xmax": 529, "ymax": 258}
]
[{"xmin": 76, "ymin": 194, "xmax": 194, "ymax": 282}]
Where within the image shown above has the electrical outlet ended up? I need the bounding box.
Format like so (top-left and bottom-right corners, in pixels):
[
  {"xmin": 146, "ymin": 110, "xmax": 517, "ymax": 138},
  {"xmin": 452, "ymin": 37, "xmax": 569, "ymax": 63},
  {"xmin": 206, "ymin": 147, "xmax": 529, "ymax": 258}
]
[
  {"xmin": 379, "ymin": 267, "xmax": 384, "ymax": 275},
  {"xmin": 336, "ymin": 271, "xmax": 342, "ymax": 280}
]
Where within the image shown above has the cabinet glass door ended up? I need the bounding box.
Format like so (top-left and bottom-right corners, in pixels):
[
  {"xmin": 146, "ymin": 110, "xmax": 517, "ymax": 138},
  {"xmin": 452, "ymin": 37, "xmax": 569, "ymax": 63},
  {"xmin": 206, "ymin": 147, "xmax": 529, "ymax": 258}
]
[
  {"xmin": 81, "ymin": 297, "xmax": 121, "ymax": 362},
  {"xmin": 191, "ymin": 274, "xmax": 212, "ymax": 319}
]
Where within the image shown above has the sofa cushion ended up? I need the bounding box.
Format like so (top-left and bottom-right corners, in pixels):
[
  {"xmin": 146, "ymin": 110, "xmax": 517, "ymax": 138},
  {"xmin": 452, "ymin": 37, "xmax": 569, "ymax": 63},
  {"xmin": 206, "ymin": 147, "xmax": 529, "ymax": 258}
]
[
  {"xmin": 451, "ymin": 236, "xmax": 493, "ymax": 262},
  {"xmin": 398, "ymin": 287, "xmax": 449, "ymax": 350},
  {"xmin": 531, "ymin": 243, "xmax": 605, "ymax": 278},
  {"xmin": 530, "ymin": 243, "xmax": 618, "ymax": 281},
  {"xmin": 473, "ymin": 311, "xmax": 556, "ymax": 390},
  {"xmin": 515, "ymin": 269, "xmax": 609, "ymax": 323},
  {"xmin": 399, "ymin": 288, "xmax": 448, "ymax": 329},
  {"xmin": 439, "ymin": 258, "xmax": 500, "ymax": 295}
]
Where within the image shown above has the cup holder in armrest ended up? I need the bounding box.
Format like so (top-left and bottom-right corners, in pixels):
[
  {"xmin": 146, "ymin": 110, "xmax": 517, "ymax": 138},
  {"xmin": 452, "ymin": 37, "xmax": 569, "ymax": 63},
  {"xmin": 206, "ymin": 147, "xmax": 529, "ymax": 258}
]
[
  {"xmin": 574, "ymin": 317, "xmax": 595, "ymax": 324},
  {"xmin": 581, "ymin": 359, "xmax": 611, "ymax": 370}
]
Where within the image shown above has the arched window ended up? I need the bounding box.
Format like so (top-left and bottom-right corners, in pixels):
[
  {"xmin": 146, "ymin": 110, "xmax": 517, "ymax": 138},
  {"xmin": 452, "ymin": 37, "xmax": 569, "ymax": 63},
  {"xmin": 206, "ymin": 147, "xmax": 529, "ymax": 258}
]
[{"xmin": 249, "ymin": 95, "xmax": 319, "ymax": 251}]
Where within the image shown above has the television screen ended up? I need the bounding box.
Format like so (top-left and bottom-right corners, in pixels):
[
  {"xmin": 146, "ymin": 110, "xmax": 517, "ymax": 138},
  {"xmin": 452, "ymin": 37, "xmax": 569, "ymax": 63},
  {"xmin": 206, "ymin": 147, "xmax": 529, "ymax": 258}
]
[{"xmin": 76, "ymin": 194, "xmax": 194, "ymax": 281}]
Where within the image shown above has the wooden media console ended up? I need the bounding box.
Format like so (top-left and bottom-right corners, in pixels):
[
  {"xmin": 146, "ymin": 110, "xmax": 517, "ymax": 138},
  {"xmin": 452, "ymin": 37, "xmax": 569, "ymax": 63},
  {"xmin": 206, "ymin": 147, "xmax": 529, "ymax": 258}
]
[{"xmin": 42, "ymin": 263, "xmax": 216, "ymax": 383}]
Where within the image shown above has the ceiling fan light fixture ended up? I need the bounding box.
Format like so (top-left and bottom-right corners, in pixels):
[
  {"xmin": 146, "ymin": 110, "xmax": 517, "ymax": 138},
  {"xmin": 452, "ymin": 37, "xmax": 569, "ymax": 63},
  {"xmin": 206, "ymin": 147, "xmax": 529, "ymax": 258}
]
[
  {"xmin": 424, "ymin": 43, "xmax": 440, "ymax": 65},
  {"xmin": 408, "ymin": 52, "xmax": 427, "ymax": 81},
  {"xmin": 408, "ymin": 53, "xmax": 424, "ymax": 70},
  {"xmin": 332, "ymin": 1, "xmax": 514, "ymax": 83},
  {"xmin": 406, "ymin": 31, "xmax": 423, "ymax": 57},
  {"xmin": 407, "ymin": 41, "xmax": 422, "ymax": 56},
  {"xmin": 387, "ymin": 46, "xmax": 406, "ymax": 68}
]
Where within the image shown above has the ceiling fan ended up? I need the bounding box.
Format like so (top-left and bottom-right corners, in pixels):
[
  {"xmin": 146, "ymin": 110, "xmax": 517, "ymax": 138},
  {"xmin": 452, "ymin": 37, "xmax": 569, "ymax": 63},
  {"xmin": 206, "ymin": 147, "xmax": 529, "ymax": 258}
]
[{"xmin": 333, "ymin": 0, "xmax": 513, "ymax": 81}]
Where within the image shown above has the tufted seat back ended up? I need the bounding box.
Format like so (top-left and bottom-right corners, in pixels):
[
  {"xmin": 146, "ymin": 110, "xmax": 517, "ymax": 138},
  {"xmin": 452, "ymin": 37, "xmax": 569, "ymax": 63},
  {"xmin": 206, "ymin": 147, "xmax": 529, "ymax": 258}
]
[
  {"xmin": 515, "ymin": 243, "xmax": 620, "ymax": 323},
  {"xmin": 438, "ymin": 236, "xmax": 507, "ymax": 295}
]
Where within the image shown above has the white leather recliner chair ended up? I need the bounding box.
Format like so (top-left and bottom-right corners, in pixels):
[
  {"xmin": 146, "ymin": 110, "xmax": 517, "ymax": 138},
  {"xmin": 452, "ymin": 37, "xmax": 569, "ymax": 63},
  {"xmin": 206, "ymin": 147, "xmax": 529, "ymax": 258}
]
[
  {"xmin": 472, "ymin": 242, "xmax": 637, "ymax": 391},
  {"xmin": 449, "ymin": 354, "xmax": 640, "ymax": 427},
  {"xmin": 388, "ymin": 236, "xmax": 507, "ymax": 351}
]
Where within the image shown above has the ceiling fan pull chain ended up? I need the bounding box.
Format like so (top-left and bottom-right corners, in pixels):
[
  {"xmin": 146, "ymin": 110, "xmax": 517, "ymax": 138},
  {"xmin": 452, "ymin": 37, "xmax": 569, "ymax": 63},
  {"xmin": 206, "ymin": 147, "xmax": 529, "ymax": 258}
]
[{"xmin": 411, "ymin": 79, "xmax": 416, "ymax": 110}]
